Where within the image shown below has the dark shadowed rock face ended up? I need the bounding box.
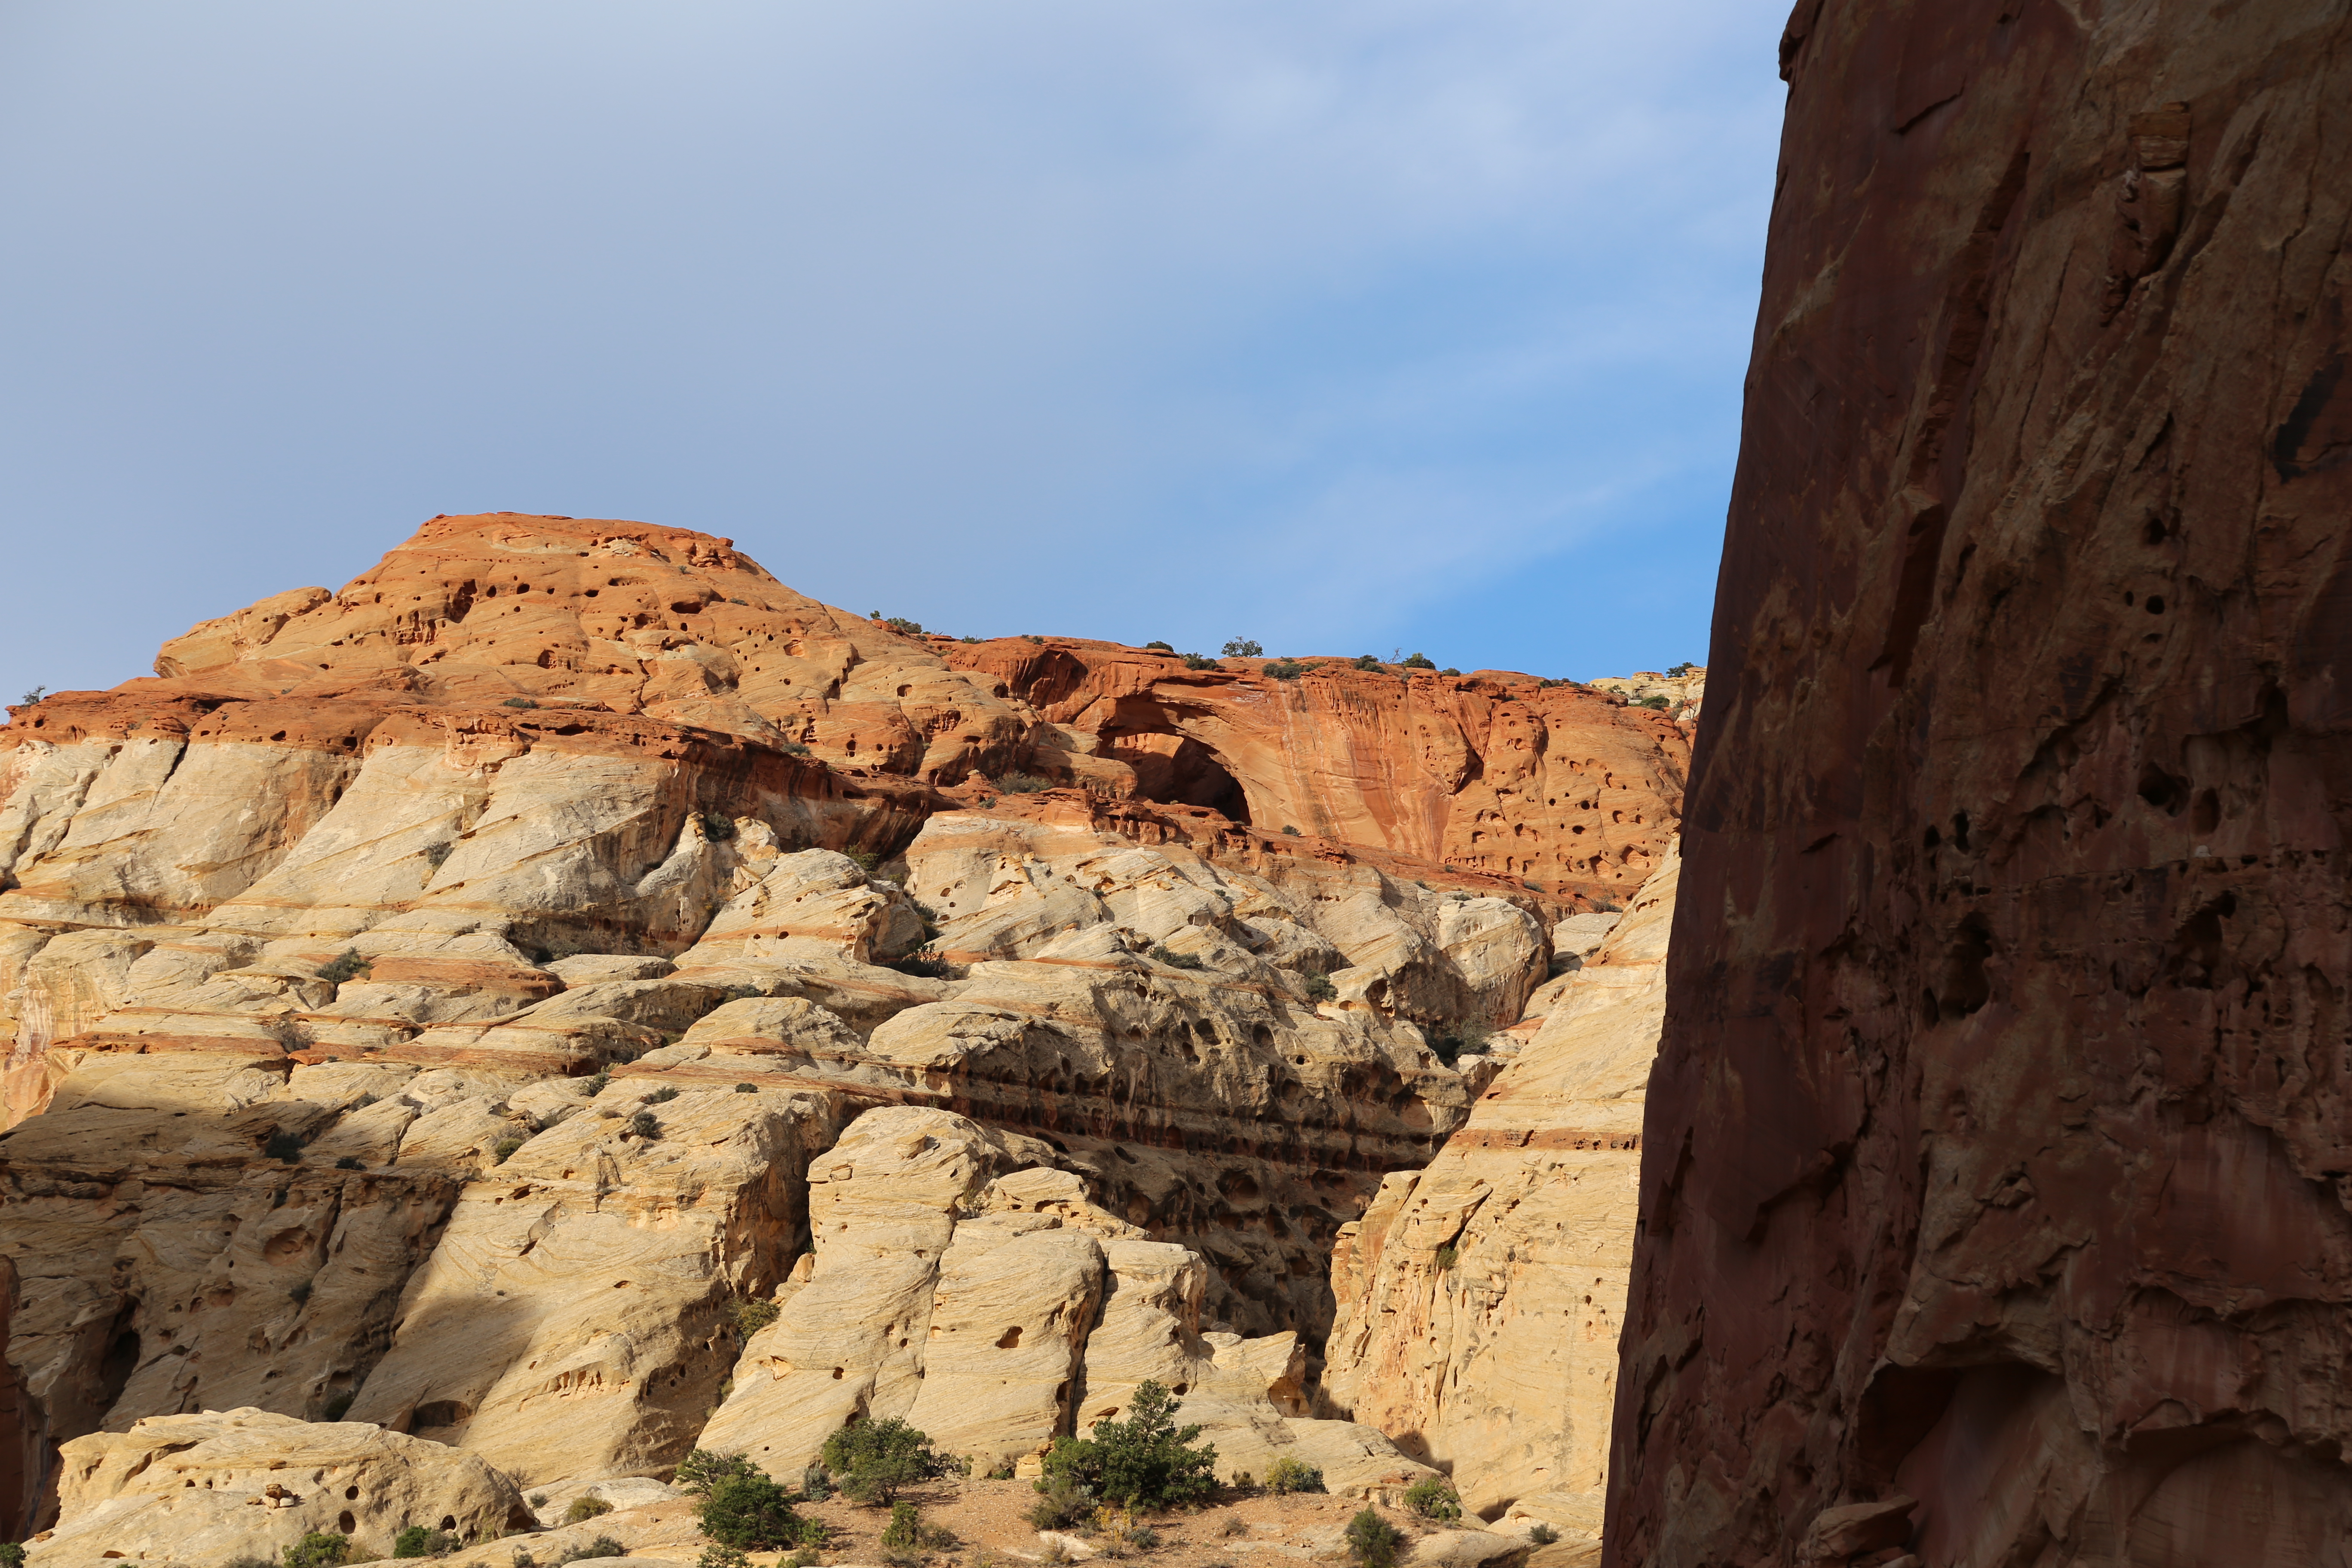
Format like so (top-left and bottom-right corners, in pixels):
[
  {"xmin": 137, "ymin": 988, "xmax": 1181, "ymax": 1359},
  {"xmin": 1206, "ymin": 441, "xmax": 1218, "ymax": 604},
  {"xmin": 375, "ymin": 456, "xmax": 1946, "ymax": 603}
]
[{"xmin": 1611, "ymin": 3, "xmax": 2352, "ymax": 1565}]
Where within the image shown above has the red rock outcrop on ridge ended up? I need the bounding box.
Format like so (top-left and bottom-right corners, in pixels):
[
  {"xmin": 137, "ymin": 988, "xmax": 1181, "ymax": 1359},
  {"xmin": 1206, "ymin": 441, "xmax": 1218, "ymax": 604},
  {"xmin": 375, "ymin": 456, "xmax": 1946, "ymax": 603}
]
[
  {"xmin": 944, "ymin": 638, "xmax": 1686, "ymax": 903},
  {"xmin": 1611, "ymin": 3, "xmax": 2352, "ymax": 1565}
]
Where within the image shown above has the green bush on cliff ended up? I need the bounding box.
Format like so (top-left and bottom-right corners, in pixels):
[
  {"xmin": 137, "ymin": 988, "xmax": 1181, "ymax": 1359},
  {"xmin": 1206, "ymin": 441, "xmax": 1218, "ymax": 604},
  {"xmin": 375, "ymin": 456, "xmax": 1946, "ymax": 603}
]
[
  {"xmin": 820, "ymin": 1417, "xmax": 962, "ymax": 1505},
  {"xmin": 698, "ymin": 1467, "xmax": 809, "ymax": 1550},
  {"xmin": 1344, "ymin": 1510, "xmax": 1402, "ymax": 1568},
  {"xmin": 285, "ymin": 1533, "xmax": 351, "ymax": 1568},
  {"xmin": 1403, "ymin": 1475, "xmax": 1461, "ymax": 1522},
  {"xmin": 1039, "ymin": 1381, "xmax": 1216, "ymax": 1510}
]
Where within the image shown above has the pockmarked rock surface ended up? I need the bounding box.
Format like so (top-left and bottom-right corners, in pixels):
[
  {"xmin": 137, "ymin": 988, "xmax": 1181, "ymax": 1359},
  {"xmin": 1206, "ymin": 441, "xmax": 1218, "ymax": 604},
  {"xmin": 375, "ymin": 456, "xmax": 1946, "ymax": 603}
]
[
  {"xmin": 1323, "ymin": 846, "xmax": 1675, "ymax": 1543},
  {"xmin": 1610, "ymin": 5, "xmax": 2352, "ymax": 1566},
  {"xmin": 32, "ymin": 1408, "xmax": 525, "ymax": 1568}
]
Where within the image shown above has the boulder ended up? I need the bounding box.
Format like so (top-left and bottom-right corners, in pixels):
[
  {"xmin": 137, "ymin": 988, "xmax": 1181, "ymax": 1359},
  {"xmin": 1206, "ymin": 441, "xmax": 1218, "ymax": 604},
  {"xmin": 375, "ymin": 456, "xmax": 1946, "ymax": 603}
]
[{"xmin": 33, "ymin": 1409, "xmax": 524, "ymax": 1567}]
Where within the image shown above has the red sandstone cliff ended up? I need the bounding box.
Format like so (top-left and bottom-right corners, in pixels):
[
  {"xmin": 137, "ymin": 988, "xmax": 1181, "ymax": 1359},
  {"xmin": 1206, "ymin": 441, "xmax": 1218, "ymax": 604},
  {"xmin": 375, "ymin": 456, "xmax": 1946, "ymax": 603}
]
[
  {"xmin": 943, "ymin": 638, "xmax": 1684, "ymax": 904},
  {"xmin": 1610, "ymin": 3, "xmax": 2352, "ymax": 1564}
]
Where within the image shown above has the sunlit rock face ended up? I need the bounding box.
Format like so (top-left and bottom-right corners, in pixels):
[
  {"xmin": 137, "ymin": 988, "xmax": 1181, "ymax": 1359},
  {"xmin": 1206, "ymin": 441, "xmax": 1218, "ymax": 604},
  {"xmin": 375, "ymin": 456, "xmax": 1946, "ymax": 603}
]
[
  {"xmin": 941, "ymin": 638, "xmax": 1687, "ymax": 906},
  {"xmin": 1321, "ymin": 845, "xmax": 1677, "ymax": 1555},
  {"xmin": 2, "ymin": 511, "xmax": 1635, "ymax": 1542},
  {"xmin": 1608, "ymin": 4, "xmax": 2352, "ymax": 1566}
]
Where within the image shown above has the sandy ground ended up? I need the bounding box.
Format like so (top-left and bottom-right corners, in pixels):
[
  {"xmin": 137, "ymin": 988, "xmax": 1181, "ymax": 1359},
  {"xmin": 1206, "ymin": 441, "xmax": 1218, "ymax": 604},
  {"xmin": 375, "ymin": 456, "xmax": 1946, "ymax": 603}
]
[{"xmin": 404, "ymin": 1477, "xmax": 1598, "ymax": 1568}]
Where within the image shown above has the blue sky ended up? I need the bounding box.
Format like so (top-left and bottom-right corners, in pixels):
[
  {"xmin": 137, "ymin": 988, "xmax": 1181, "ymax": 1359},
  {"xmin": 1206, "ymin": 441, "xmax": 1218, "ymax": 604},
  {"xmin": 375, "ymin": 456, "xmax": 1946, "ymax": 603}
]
[{"xmin": 0, "ymin": 3, "xmax": 1784, "ymax": 701}]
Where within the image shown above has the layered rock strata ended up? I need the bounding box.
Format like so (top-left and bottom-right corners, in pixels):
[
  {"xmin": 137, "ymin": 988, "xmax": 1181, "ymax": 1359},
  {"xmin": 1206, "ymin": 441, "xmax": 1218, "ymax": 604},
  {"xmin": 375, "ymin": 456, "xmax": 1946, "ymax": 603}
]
[
  {"xmin": 1611, "ymin": 4, "xmax": 2352, "ymax": 1565},
  {"xmin": 1323, "ymin": 845, "xmax": 1675, "ymax": 1545},
  {"xmin": 1, "ymin": 514, "xmax": 1617, "ymax": 1540},
  {"xmin": 940, "ymin": 640, "xmax": 1686, "ymax": 902}
]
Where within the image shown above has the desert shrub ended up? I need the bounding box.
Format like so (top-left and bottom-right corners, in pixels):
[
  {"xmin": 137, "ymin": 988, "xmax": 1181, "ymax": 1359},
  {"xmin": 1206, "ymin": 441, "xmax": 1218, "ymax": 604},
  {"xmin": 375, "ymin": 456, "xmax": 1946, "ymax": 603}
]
[
  {"xmin": 322, "ymin": 1393, "xmax": 353, "ymax": 1420},
  {"xmin": 1302, "ymin": 972, "xmax": 1338, "ymax": 1002},
  {"xmin": 565, "ymin": 1496, "xmax": 615, "ymax": 1524},
  {"xmin": 697, "ymin": 1545, "xmax": 750, "ymax": 1568},
  {"xmin": 1040, "ymin": 1381, "xmax": 1216, "ymax": 1510},
  {"xmin": 1441, "ymin": 667, "xmax": 1461, "ymax": 677},
  {"xmin": 264, "ymin": 1129, "xmax": 306, "ymax": 1163},
  {"xmin": 17, "ymin": 687, "xmax": 45, "ymax": 705},
  {"xmin": 820, "ymin": 1416, "xmax": 962, "ymax": 1505},
  {"xmin": 1344, "ymin": 1510, "xmax": 1402, "ymax": 1568},
  {"xmin": 492, "ymin": 1136, "xmax": 524, "ymax": 1164},
  {"xmin": 223, "ymin": 1558, "xmax": 273, "ymax": 1568},
  {"xmin": 628, "ymin": 1109, "xmax": 660, "ymax": 1139},
  {"xmin": 1263, "ymin": 1457, "xmax": 1323, "ymax": 1495},
  {"xmin": 997, "ymin": 772, "xmax": 1053, "ymax": 793},
  {"xmin": 780, "ymin": 741, "xmax": 814, "ymax": 756},
  {"xmin": 879, "ymin": 616, "xmax": 924, "ymax": 636},
  {"xmin": 1352, "ymin": 655, "xmax": 1384, "ymax": 671},
  {"xmin": 1262, "ymin": 659, "xmax": 1306, "ymax": 680},
  {"xmin": 881, "ymin": 1502, "xmax": 921, "ymax": 1550},
  {"xmin": 423, "ymin": 841, "xmax": 454, "ymax": 868},
  {"xmin": 1181, "ymin": 653, "xmax": 1219, "ymax": 671},
  {"xmin": 1280, "ymin": 824, "xmax": 1301, "ymax": 835},
  {"xmin": 334, "ymin": 1155, "xmax": 365, "ymax": 1170},
  {"xmin": 698, "ymin": 1467, "xmax": 807, "ymax": 1550},
  {"xmin": 894, "ymin": 954, "xmax": 957, "ymax": 980},
  {"xmin": 557, "ymin": 1538, "xmax": 626, "ymax": 1563},
  {"xmin": 729, "ymin": 1296, "xmax": 781, "ymax": 1335},
  {"xmin": 530, "ymin": 1494, "xmax": 550, "ymax": 1508},
  {"xmin": 0, "ymin": 1547, "xmax": 24, "ymax": 1568},
  {"xmin": 1403, "ymin": 1476, "xmax": 1461, "ymax": 1522},
  {"xmin": 704, "ymin": 812, "xmax": 738, "ymax": 841},
  {"xmin": 1221, "ymin": 639, "xmax": 1262, "ymax": 657},
  {"xmin": 1144, "ymin": 640, "xmax": 1174, "ymax": 652},
  {"xmin": 843, "ymin": 847, "xmax": 882, "ymax": 873},
  {"xmin": 1402, "ymin": 652, "xmax": 1436, "ymax": 669},
  {"xmin": 1424, "ymin": 1021, "xmax": 1490, "ymax": 1068},
  {"xmin": 1147, "ymin": 946, "xmax": 1205, "ymax": 972},
  {"xmin": 800, "ymin": 1464, "xmax": 833, "ymax": 1501},
  {"xmin": 734, "ymin": 1082, "xmax": 758, "ymax": 1093},
  {"xmin": 580, "ymin": 1070, "xmax": 610, "ymax": 1097},
  {"xmin": 1666, "ymin": 661, "xmax": 1697, "ymax": 677},
  {"xmin": 289, "ymin": 1280, "xmax": 313, "ymax": 1305},
  {"xmin": 1129, "ymin": 1525, "xmax": 1161, "ymax": 1550},
  {"xmin": 392, "ymin": 1527, "xmax": 457, "ymax": 1558},
  {"xmin": 1433, "ymin": 1245, "xmax": 1459, "ymax": 1271},
  {"xmin": 319, "ymin": 948, "xmax": 372, "ymax": 985},
  {"xmin": 676, "ymin": 1450, "xmax": 761, "ymax": 1495},
  {"xmin": 285, "ymin": 1535, "xmax": 351, "ymax": 1568},
  {"xmin": 1026, "ymin": 1474, "xmax": 1095, "ymax": 1531},
  {"xmin": 1527, "ymin": 1523, "xmax": 1560, "ymax": 1545},
  {"xmin": 502, "ymin": 697, "xmax": 538, "ymax": 709},
  {"xmin": 1635, "ymin": 694, "xmax": 1670, "ymax": 710},
  {"xmin": 648, "ymin": 1085, "xmax": 680, "ymax": 1103},
  {"xmin": 1220, "ymin": 1515, "xmax": 1248, "ymax": 1537}
]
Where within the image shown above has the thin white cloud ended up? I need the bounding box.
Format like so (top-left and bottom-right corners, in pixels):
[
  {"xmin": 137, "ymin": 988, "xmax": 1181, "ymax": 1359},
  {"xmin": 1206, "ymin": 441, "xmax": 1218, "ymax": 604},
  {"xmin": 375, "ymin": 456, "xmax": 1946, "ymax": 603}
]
[{"xmin": 0, "ymin": 0, "xmax": 1783, "ymax": 698}]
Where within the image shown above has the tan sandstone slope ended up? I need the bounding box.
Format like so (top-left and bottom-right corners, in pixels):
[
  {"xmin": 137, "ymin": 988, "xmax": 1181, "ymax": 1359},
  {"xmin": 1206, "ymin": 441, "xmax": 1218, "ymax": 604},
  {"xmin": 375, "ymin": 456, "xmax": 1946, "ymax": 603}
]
[{"xmin": 0, "ymin": 513, "xmax": 1688, "ymax": 1559}]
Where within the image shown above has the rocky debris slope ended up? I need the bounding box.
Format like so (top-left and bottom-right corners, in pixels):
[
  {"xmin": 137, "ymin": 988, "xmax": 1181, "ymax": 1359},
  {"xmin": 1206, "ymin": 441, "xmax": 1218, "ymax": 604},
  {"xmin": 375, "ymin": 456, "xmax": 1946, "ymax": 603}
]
[
  {"xmin": 1323, "ymin": 846, "xmax": 1675, "ymax": 1548},
  {"xmin": 1611, "ymin": 3, "xmax": 2352, "ymax": 1566},
  {"xmin": 940, "ymin": 640, "xmax": 1685, "ymax": 903}
]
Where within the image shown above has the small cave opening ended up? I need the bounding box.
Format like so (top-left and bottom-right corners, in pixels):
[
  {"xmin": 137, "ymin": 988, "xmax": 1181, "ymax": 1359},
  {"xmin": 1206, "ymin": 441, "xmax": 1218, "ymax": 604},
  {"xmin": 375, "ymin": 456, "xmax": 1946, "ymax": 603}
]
[{"xmin": 1108, "ymin": 730, "xmax": 1252, "ymax": 823}]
